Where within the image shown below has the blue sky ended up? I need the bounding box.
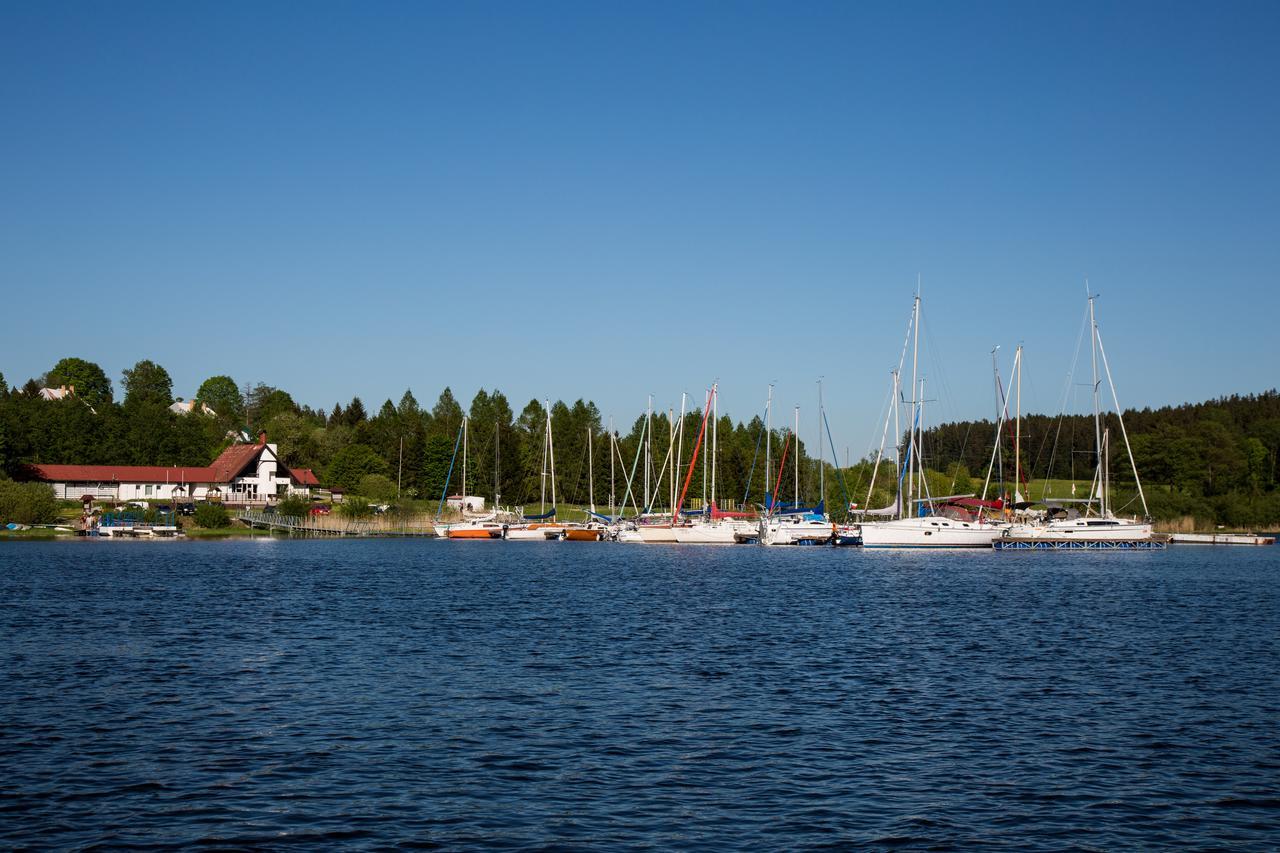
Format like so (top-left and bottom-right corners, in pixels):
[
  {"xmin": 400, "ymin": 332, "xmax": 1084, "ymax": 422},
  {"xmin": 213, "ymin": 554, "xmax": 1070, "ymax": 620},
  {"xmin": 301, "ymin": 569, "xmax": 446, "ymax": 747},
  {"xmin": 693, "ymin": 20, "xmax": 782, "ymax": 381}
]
[{"xmin": 2, "ymin": 1, "xmax": 1277, "ymax": 451}]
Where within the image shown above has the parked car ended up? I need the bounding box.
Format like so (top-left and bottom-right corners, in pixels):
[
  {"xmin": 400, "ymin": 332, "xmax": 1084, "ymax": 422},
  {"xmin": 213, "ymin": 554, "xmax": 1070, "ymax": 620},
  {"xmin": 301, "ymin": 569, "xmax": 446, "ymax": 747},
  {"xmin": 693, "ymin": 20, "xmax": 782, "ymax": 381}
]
[
  {"xmin": 310, "ymin": 505, "xmax": 331, "ymax": 516},
  {"xmin": 177, "ymin": 503, "xmax": 196, "ymax": 516}
]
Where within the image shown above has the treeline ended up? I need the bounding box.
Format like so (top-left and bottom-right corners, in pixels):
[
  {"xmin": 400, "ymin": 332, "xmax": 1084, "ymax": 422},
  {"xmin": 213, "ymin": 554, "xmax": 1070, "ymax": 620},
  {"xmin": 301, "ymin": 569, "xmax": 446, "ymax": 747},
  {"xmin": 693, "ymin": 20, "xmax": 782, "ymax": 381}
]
[
  {"xmin": 2, "ymin": 357, "xmax": 1278, "ymax": 527},
  {"xmin": 0, "ymin": 357, "xmax": 828, "ymax": 514}
]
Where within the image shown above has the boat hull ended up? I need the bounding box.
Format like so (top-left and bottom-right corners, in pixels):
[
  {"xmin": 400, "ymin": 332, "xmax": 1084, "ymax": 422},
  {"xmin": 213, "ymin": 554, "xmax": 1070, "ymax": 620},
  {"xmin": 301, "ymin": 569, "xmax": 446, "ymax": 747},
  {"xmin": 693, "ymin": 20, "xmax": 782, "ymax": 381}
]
[
  {"xmin": 860, "ymin": 518, "xmax": 1000, "ymax": 548},
  {"xmin": 636, "ymin": 525, "xmax": 680, "ymax": 543},
  {"xmin": 671, "ymin": 522, "xmax": 749, "ymax": 544}
]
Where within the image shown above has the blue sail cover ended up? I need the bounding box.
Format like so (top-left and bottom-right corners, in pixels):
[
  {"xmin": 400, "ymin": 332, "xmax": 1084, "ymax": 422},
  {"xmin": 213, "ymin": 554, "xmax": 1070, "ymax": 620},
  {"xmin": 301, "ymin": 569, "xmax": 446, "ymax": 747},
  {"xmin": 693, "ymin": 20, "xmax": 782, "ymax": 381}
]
[
  {"xmin": 523, "ymin": 507, "xmax": 557, "ymax": 520},
  {"xmin": 678, "ymin": 507, "xmax": 709, "ymax": 517},
  {"xmin": 586, "ymin": 510, "xmax": 617, "ymax": 522},
  {"xmin": 776, "ymin": 499, "xmax": 825, "ymax": 516}
]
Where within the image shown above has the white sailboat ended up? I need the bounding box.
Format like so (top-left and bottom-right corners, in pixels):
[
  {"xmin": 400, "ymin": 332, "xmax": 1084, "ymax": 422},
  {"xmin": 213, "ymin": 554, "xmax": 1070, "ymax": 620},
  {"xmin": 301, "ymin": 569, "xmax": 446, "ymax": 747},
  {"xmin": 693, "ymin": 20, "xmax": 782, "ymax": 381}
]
[
  {"xmin": 505, "ymin": 402, "xmax": 566, "ymax": 540},
  {"xmin": 1000, "ymin": 291, "xmax": 1153, "ymax": 546},
  {"xmin": 860, "ymin": 292, "xmax": 1004, "ymax": 548}
]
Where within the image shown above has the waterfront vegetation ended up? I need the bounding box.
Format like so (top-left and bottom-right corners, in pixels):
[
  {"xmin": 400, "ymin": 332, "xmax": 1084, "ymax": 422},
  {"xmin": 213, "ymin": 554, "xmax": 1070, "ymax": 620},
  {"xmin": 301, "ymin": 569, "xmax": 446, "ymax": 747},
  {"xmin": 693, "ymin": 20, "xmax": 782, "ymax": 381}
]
[{"xmin": 1, "ymin": 360, "xmax": 1278, "ymax": 529}]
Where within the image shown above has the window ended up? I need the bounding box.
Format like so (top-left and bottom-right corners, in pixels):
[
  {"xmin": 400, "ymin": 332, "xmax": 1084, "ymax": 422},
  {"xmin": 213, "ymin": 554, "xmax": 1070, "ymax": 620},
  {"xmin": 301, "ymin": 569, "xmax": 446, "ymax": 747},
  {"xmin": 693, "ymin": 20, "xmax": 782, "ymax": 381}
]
[{"xmin": 145, "ymin": 485, "xmax": 154, "ymax": 496}]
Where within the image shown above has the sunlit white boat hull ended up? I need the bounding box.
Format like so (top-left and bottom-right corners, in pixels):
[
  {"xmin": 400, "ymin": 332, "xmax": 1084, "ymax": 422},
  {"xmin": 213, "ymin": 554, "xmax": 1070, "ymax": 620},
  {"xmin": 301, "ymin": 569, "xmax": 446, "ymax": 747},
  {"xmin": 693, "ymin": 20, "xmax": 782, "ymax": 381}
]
[
  {"xmin": 859, "ymin": 517, "xmax": 1001, "ymax": 548},
  {"xmin": 636, "ymin": 525, "xmax": 680, "ymax": 543},
  {"xmin": 671, "ymin": 521, "xmax": 753, "ymax": 544},
  {"xmin": 760, "ymin": 517, "xmax": 834, "ymax": 545},
  {"xmin": 1002, "ymin": 517, "xmax": 1152, "ymax": 542}
]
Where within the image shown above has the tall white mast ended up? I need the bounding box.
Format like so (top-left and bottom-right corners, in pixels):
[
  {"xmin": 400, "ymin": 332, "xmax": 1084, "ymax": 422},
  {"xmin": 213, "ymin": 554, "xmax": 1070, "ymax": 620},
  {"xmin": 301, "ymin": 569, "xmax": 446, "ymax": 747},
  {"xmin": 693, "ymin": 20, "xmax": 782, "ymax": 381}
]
[
  {"xmin": 794, "ymin": 405, "xmax": 800, "ymax": 506},
  {"xmin": 546, "ymin": 402, "xmax": 557, "ymax": 513},
  {"xmin": 894, "ymin": 369, "xmax": 902, "ymax": 519},
  {"xmin": 609, "ymin": 416, "xmax": 615, "ymax": 517},
  {"xmin": 462, "ymin": 415, "xmax": 468, "ymax": 510},
  {"xmin": 673, "ymin": 393, "xmax": 686, "ymax": 514},
  {"xmin": 539, "ymin": 407, "xmax": 548, "ymax": 515},
  {"xmin": 1015, "ymin": 345, "xmax": 1023, "ymax": 502},
  {"xmin": 644, "ymin": 395, "xmax": 652, "ymax": 512},
  {"xmin": 1088, "ymin": 289, "xmax": 1104, "ymax": 516},
  {"xmin": 909, "ymin": 289, "xmax": 920, "ymax": 512},
  {"xmin": 765, "ymin": 384, "xmax": 773, "ymax": 507},
  {"xmin": 587, "ymin": 425, "xmax": 595, "ymax": 513},
  {"xmin": 711, "ymin": 385, "xmax": 717, "ymax": 510},
  {"xmin": 818, "ymin": 378, "xmax": 824, "ymax": 510}
]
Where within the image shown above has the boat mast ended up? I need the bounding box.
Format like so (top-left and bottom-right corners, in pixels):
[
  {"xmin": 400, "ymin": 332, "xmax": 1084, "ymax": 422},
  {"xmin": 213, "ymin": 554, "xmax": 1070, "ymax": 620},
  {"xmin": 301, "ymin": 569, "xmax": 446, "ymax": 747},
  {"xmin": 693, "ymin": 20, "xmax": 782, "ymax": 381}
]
[
  {"xmin": 587, "ymin": 425, "xmax": 595, "ymax": 513},
  {"xmin": 539, "ymin": 409, "xmax": 548, "ymax": 515},
  {"xmin": 1094, "ymin": 315, "xmax": 1151, "ymax": 517},
  {"xmin": 894, "ymin": 368, "xmax": 903, "ymax": 519},
  {"xmin": 494, "ymin": 420, "xmax": 500, "ymax": 511},
  {"xmin": 794, "ymin": 405, "xmax": 800, "ymax": 507},
  {"xmin": 547, "ymin": 401, "xmax": 557, "ymax": 516},
  {"xmin": 1015, "ymin": 344, "xmax": 1023, "ymax": 502},
  {"xmin": 711, "ymin": 386, "xmax": 718, "ymax": 511},
  {"xmin": 644, "ymin": 395, "xmax": 652, "ymax": 513},
  {"xmin": 1088, "ymin": 288, "xmax": 1104, "ymax": 517},
  {"xmin": 673, "ymin": 394, "xmax": 686, "ymax": 515},
  {"xmin": 609, "ymin": 416, "xmax": 615, "ymax": 517},
  {"xmin": 765, "ymin": 384, "xmax": 773, "ymax": 507},
  {"xmin": 462, "ymin": 415, "xmax": 468, "ymax": 511},
  {"xmin": 909, "ymin": 289, "xmax": 920, "ymax": 515},
  {"xmin": 818, "ymin": 378, "xmax": 824, "ymax": 511}
]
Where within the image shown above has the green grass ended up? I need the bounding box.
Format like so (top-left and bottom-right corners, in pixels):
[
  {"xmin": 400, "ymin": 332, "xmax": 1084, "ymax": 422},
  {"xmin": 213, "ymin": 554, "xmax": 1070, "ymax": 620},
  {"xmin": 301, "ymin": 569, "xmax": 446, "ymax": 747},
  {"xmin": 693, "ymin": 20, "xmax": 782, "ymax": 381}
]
[
  {"xmin": 0, "ymin": 528, "xmax": 64, "ymax": 540},
  {"xmin": 185, "ymin": 527, "xmax": 282, "ymax": 538}
]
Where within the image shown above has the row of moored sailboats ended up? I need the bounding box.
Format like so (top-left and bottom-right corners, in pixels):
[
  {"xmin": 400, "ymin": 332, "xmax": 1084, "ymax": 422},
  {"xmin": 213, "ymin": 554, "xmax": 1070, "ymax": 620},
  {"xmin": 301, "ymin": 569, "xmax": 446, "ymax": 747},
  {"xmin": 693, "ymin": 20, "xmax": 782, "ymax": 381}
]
[{"xmin": 438, "ymin": 291, "xmax": 1157, "ymax": 549}]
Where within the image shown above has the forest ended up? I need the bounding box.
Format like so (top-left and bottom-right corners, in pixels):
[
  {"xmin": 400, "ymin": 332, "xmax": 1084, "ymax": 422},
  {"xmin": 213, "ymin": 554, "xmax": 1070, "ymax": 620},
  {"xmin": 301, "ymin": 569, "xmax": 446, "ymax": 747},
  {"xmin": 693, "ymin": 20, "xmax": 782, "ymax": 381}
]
[{"xmin": 2, "ymin": 357, "xmax": 1278, "ymax": 528}]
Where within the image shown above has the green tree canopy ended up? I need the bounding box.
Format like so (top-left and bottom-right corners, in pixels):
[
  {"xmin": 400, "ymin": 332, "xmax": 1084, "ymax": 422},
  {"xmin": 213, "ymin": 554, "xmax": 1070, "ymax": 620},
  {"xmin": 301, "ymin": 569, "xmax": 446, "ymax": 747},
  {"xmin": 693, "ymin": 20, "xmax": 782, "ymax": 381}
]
[
  {"xmin": 326, "ymin": 443, "xmax": 388, "ymax": 491},
  {"xmin": 122, "ymin": 360, "xmax": 174, "ymax": 407},
  {"xmin": 195, "ymin": 375, "xmax": 244, "ymax": 422},
  {"xmin": 46, "ymin": 357, "xmax": 112, "ymax": 405},
  {"xmin": 357, "ymin": 473, "xmax": 397, "ymax": 501}
]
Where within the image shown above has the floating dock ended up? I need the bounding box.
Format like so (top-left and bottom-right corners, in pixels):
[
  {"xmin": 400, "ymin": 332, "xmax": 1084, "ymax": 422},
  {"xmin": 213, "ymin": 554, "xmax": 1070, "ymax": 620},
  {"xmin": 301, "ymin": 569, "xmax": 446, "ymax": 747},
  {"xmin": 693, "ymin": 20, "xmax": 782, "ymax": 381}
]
[
  {"xmin": 1169, "ymin": 532, "xmax": 1276, "ymax": 546},
  {"xmin": 994, "ymin": 538, "xmax": 1168, "ymax": 551}
]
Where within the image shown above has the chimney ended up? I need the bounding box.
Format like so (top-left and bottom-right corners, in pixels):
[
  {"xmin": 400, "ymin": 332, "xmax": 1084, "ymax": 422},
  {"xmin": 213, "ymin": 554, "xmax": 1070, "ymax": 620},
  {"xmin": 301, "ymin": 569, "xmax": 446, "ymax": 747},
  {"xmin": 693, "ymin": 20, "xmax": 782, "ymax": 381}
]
[{"xmin": 258, "ymin": 431, "xmax": 268, "ymax": 446}]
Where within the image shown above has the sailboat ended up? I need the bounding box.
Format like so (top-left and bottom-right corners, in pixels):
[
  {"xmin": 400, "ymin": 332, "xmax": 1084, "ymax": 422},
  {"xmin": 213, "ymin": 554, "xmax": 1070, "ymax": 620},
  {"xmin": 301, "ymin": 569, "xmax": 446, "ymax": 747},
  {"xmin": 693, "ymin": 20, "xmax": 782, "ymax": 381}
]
[
  {"xmin": 636, "ymin": 395, "xmax": 686, "ymax": 543},
  {"xmin": 758, "ymin": 403, "xmax": 834, "ymax": 545},
  {"xmin": 859, "ymin": 292, "xmax": 1004, "ymax": 548},
  {"xmin": 505, "ymin": 402, "xmax": 566, "ymax": 540},
  {"xmin": 446, "ymin": 417, "xmax": 503, "ymax": 539},
  {"xmin": 672, "ymin": 385, "xmax": 755, "ymax": 544},
  {"xmin": 998, "ymin": 292, "xmax": 1155, "ymax": 547},
  {"xmin": 564, "ymin": 425, "xmax": 607, "ymax": 540}
]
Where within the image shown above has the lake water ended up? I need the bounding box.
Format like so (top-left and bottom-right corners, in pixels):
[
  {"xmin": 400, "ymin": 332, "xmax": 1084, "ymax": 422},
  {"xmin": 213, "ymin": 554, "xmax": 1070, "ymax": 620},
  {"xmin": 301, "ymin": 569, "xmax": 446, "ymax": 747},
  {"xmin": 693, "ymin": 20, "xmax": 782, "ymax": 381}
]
[{"xmin": 2, "ymin": 540, "xmax": 1277, "ymax": 849}]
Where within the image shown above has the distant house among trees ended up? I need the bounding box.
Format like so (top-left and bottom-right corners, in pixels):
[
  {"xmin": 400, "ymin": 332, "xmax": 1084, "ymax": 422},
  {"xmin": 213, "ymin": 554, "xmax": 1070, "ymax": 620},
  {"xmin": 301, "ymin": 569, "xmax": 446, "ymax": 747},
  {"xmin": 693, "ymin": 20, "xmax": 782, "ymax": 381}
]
[
  {"xmin": 169, "ymin": 398, "xmax": 217, "ymax": 417},
  {"xmin": 24, "ymin": 433, "xmax": 321, "ymax": 506}
]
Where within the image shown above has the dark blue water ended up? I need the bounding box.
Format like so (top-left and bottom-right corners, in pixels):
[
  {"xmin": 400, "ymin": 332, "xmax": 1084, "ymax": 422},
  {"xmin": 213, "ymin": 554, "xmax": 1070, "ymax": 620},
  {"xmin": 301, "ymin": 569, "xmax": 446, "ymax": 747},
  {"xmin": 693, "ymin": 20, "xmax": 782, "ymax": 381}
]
[{"xmin": 2, "ymin": 541, "xmax": 1277, "ymax": 849}]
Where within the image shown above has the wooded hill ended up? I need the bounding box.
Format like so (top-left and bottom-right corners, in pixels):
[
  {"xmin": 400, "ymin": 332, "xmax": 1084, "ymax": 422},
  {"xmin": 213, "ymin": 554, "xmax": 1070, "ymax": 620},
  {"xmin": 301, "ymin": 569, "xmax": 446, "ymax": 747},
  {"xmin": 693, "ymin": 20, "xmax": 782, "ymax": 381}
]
[{"xmin": 1, "ymin": 358, "xmax": 1277, "ymax": 527}]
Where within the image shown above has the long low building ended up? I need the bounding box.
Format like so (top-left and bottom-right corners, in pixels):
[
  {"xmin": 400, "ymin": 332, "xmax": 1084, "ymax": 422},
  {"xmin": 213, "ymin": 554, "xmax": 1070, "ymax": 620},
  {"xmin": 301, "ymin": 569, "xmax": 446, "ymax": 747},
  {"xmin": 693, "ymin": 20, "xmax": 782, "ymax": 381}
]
[{"xmin": 25, "ymin": 434, "xmax": 321, "ymax": 505}]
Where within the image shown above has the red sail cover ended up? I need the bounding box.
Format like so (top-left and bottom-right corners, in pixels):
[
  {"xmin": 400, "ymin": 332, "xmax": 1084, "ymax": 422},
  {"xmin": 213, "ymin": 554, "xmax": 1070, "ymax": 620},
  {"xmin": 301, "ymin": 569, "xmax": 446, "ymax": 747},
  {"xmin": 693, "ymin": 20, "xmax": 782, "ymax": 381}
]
[
  {"xmin": 710, "ymin": 503, "xmax": 754, "ymax": 519},
  {"xmin": 951, "ymin": 498, "xmax": 1004, "ymax": 510}
]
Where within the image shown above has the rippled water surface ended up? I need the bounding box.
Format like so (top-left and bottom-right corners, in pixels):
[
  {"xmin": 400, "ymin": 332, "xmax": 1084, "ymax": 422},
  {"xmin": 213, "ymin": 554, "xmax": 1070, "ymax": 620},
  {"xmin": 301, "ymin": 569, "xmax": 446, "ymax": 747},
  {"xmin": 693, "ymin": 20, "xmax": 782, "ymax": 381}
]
[{"xmin": 2, "ymin": 540, "xmax": 1278, "ymax": 849}]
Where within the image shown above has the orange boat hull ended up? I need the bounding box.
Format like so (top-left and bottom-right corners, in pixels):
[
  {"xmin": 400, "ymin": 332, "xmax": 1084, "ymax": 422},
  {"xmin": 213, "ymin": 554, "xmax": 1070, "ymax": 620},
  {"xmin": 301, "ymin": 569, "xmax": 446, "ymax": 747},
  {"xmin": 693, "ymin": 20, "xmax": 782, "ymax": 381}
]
[
  {"xmin": 448, "ymin": 528, "xmax": 501, "ymax": 539},
  {"xmin": 563, "ymin": 528, "xmax": 603, "ymax": 541}
]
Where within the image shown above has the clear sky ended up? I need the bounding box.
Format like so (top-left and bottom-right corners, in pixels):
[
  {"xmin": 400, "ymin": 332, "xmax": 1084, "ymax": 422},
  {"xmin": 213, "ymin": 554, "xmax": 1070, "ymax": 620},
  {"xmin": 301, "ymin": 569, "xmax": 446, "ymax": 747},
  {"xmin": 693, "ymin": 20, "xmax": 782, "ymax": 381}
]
[{"xmin": 2, "ymin": 1, "xmax": 1277, "ymax": 453}]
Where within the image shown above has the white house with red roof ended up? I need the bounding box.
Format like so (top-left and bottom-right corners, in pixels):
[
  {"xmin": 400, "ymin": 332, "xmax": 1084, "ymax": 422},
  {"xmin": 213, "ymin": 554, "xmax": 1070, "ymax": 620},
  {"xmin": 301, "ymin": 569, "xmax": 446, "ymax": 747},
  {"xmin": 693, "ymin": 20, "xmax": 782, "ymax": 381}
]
[{"xmin": 26, "ymin": 433, "xmax": 321, "ymax": 505}]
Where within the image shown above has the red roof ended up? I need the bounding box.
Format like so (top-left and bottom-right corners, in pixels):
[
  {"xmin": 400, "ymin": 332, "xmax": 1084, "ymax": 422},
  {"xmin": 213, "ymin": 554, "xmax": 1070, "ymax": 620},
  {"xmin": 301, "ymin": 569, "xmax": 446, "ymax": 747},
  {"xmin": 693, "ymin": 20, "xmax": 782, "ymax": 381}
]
[
  {"xmin": 26, "ymin": 464, "xmax": 218, "ymax": 484},
  {"xmin": 26, "ymin": 443, "xmax": 321, "ymax": 487}
]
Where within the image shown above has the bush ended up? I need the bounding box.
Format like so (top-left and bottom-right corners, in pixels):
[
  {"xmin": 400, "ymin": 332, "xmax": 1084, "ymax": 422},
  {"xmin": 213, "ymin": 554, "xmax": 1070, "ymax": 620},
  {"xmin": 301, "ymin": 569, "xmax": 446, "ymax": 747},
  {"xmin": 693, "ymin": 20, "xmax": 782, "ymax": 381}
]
[
  {"xmin": 276, "ymin": 494, "xmax": 311, "ymax": 518},
  {"xmin": 337, "ymin": 497, "xmax": 372, "ymax": 519},
  {"xmin": 0, "ymin": 481, "xmax": 60, "ymax": 525},
  {"xmin": 194, "ymin": 503, "xmax": 230, "ymax": 529},
  {"xmin": 357, "ymin": 473, "xmax": 397, "ymax": 502}
]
